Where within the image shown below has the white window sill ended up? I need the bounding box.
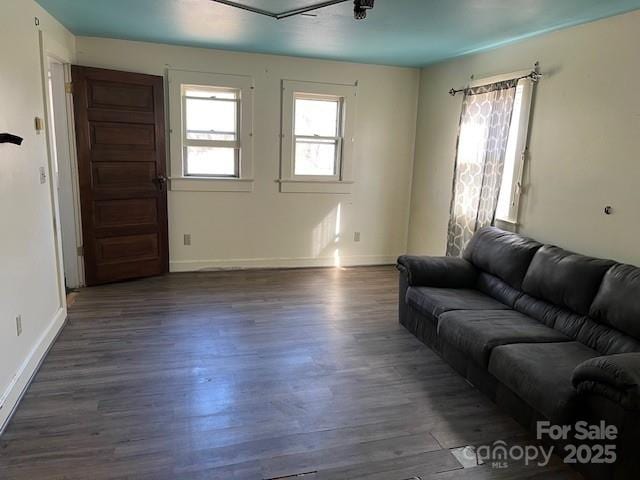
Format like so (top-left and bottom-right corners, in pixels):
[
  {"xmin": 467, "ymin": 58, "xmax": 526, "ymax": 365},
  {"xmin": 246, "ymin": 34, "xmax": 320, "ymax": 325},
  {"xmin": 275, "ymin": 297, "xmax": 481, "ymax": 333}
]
[
  {"xmin": 495, "ymin": 217, "xmax": 518, "ymax": 225},
  {"xmin": 277, "ymin": 179, "xmax": 354, "ymax": 194},
  {"xmin": 170, "ymin": 177, "xmax": 254, "ymax": 193},
  {"xmin": 495, "ymin": 217, "xmax": 519, "ymax": 232}
]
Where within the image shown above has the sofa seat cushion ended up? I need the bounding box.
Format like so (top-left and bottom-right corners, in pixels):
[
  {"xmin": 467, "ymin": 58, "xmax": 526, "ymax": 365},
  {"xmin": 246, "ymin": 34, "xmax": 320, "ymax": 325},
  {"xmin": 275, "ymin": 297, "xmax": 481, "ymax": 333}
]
[
  {"xmin": 405, "ymin": 287, "xmax": 509, "ymax": 325},
  {"xmin": 489, "ymin": 342, "xmax": 599, "ymax": 422},
  {"xmin": 438, "ymin": 310, "xmax": 571, "ymax": 367}
]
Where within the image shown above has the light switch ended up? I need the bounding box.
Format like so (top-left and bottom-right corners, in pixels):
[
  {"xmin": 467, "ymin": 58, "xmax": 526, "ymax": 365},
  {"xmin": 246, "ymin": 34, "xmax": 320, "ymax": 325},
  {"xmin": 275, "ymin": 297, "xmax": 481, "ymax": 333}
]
[{"xmin": 39, "ymin": 166, "xmax": 47, "ymax": 184}]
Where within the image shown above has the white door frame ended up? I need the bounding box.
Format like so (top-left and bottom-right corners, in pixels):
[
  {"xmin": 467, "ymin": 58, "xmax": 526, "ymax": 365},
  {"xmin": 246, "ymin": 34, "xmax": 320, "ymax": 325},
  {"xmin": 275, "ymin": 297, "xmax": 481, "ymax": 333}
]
[
  {"xmin": 62, "ymin": 62, "xmax": 85, "ymax": 288},
  {"xmin": 39, "ymin": 31, "xmax": 84, "ymax": 295}
]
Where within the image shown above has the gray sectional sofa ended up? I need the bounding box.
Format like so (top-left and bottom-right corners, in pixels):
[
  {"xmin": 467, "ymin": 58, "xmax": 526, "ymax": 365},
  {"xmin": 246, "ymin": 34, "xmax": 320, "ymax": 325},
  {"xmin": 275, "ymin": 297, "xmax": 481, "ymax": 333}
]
[{"xmin": 397, "ymin": 227, "xmax": 640, "ymax": 479}]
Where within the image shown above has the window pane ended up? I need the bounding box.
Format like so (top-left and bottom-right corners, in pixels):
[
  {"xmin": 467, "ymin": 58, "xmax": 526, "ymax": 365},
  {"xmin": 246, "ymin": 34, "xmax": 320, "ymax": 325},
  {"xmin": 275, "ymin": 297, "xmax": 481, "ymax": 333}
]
[
  {"xmin": 294, "ymin": 98, "xmax": 339, "ymax": 137},
  {"xmin": 496, "ymin": 84, "xmax": 525, "ymax": 220},
  {"xmin": 294, "ymin": 140, "xmax": 337, "ymax": 176},
  {"xmin": 186, "ymin": 97, "xmax": 236, "ymax": 141},
  {"xmin": 186, "ymin": 147, "xmax": 237, "ymax": 176}
]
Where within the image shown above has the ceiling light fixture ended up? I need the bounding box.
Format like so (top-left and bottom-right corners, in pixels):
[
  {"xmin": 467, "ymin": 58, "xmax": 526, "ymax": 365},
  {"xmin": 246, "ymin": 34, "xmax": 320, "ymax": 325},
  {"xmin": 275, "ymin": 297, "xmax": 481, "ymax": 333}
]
[{"xmin": 211, "ymin": 0, "xmax": 375, "ymax": 21}]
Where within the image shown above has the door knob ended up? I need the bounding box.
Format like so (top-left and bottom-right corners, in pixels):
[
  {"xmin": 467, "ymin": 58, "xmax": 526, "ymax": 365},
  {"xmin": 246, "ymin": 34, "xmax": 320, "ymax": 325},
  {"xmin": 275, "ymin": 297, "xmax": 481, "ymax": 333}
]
[{"xmin": 154, "ymin": 175, "xmax": 168, "ymax": 191}]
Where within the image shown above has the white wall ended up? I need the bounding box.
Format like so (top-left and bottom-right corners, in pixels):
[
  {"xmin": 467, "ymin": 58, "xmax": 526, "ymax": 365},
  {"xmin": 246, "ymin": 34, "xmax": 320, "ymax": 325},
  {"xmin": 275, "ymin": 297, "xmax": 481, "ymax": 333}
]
[
  {"xmin": 408, "ymin": 10, "xmax": 640, "ymax": 266},
  {"xmin": 0, "ymin": 0, "xmax": 75, "ymax": 430},
  {"xmin": 75, "ymin": 38, "xmax": 420, "ymax": 271}
]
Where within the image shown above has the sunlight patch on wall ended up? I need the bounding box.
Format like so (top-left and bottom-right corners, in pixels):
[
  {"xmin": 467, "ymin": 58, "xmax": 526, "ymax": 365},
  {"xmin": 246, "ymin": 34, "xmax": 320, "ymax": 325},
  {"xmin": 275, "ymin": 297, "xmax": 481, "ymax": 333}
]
[{"xmin": 312, "ymin": 202, "xmax": 342, "ymax": 267}]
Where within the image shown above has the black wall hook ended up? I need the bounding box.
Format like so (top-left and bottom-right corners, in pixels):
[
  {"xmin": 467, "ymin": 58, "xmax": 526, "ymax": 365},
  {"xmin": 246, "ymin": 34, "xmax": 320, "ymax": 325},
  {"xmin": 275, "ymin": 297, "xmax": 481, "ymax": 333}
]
[{"xmin": 0, "ymin": 133, "xmax": 24, "ymax": 145}]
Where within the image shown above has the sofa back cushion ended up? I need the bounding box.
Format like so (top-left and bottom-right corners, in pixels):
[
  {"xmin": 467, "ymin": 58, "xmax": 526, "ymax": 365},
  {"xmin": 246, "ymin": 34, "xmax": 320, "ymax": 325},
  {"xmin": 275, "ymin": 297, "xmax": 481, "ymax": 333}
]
[
  {"xmin": 575, "ymin": 317, "xmax": 640, "ymax": 355},
  {"xmin": 463, "ymin": 227, "xmax": 542, "ymax": 290},
  {"xmin": 522, "ymin": 246, "xmax": 615, "ymax": 315},
  {"xmin": 590, "ymin": 264, "xmax": 640, "ymax": 340},
  {"xmin": 476, "ymin": 272, "xmax": 523, "ymax": 309},
  {"xmin": 514, "ymin": 293, "xmax": 584, "ymax": 329},
  {"xmin": 514, "ymin": 293, "xmax": 640, "ymax": 354}
]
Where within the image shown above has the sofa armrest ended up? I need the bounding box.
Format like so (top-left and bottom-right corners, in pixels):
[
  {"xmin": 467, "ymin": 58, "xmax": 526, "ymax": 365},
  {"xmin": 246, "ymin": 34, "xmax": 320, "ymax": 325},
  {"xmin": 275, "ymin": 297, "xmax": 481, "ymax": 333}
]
[
  {"xmin": 396, "ymin": 255, "xmax": 478, "ymax": 288},
  {"xmin": 572, "ymin": 353, "xmax": 640, "ymax": 410}
]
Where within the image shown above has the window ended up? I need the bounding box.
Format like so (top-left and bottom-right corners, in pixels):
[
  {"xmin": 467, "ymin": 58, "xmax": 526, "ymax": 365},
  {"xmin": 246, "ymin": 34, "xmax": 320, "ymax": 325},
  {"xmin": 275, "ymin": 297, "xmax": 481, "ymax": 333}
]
[
  {"xmin": 495, "ymin": 78, "xmax": 534, "ymax": 224},
  {"xmin": 293, "ymin": 94, "xmax": 343, "ymax": 178},
  {"xmin": 280, "ymin": 80, "xmax": 357, "ymax": 194},
  {"xmin": 183, "ymin": 85, "xmax": 240, "ymax": 177},
  {"xmin": 168, "ymin": 70, "xmax": 254, "ymax": 192}
]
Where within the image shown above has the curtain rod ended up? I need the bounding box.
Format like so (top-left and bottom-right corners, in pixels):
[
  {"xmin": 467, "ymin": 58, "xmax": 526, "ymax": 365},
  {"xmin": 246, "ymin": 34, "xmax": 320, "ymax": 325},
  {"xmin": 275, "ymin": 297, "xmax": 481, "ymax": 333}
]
[{"xmin": 448, "ymin": 63, "xmax": 543, "ymax": 96}]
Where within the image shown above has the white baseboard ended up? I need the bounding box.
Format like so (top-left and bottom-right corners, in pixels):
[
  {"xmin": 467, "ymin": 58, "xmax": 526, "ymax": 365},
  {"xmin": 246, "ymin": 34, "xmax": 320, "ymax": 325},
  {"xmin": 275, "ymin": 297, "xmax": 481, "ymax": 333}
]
[
  {"xmin": 0, "ymin": 307, "xmax": 67, "ymax": 435},
  {"xmin": 170, "ymin": 254, "xmax": 397, "ymax": 272}
]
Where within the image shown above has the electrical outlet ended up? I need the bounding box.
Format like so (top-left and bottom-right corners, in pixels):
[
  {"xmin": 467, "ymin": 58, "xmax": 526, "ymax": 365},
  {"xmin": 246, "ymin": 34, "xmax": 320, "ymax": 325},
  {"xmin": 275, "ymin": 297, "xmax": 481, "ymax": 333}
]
[
  {"xmin": 39, "ymin": 166, "xmax": 47, "ymax": 184},
  {"xmin": 16, "ymin": 315, "xmax": 22, "ymax": 337},
  {"xmin": 354, "ymin": 232, "xmax": 361, "ymax": 242},
  {"xmin": 184, "ymin": 234, "xmax": 191, "ymax": 246}
]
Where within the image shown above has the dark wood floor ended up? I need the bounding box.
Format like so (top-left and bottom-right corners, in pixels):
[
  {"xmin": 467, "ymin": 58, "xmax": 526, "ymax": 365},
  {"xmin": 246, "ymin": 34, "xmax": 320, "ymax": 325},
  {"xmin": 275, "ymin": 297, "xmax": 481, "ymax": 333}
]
[{"xmin": 0, "ymin": 267, "xmax": 580, "ymax": 479}]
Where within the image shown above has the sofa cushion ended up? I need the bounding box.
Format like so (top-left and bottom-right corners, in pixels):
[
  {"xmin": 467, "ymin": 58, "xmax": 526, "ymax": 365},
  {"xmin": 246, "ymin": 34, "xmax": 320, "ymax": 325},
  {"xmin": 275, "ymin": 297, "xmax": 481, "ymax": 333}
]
[
  {"xmin": 514, "ymin": 293, "xmax": 586, "ymax": 330},
  {"xmin": 522, "ymin": 245, "xmax": 615, "ymax": 315},
  {"xmin": 438, "ymin": 310, "xmax": 571, "ymax": 367},
  {"xmin": 576, "ymin": 318, "xmax": 640, "ymax": 355},
  {"xmin": 476, "ymin": 272, "xmax": 523, "ymax": 309},
  {"xmin": 463, "ymin": 227, "xmax": 542, "ymax": 290},
  {"xmin": 405, "ymin": 287, "xmax": 509, "ymax": 325},
  {"xmin": 514, "ymin": 293, "xmax": 640, "ymax": 354},
  {"xmin": 489, "ymin": 342, "xmax": 599, "ymax": 422},
  {"xmin": 590, "ymin": 264, "xmax": 640, "ymax": 340}
]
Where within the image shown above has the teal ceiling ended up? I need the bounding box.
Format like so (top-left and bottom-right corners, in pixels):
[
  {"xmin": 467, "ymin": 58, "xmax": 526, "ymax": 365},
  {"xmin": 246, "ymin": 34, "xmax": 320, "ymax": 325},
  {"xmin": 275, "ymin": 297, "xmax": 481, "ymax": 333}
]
[{"xmin": 36, "ymin": 0, "xmax": 640, "ymax": 66}]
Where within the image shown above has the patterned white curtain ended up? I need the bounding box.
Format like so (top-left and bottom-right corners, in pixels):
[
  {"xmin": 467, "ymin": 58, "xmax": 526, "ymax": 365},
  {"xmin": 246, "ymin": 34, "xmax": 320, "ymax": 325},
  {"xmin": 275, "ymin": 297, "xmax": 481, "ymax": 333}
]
[{"xmin": 446, "ymin": 81, "xmax": 518, "ymax": 257}]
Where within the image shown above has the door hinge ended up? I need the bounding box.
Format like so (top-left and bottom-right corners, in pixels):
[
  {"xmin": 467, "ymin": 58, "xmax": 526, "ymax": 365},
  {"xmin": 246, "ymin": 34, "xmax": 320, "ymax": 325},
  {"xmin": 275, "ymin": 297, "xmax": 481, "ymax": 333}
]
[
  {"xmin": 77, "ymin": 245, "xmax": 84, "ymax": 256},
  {"xmin": 65, "ymin": 82, "xmax": 73, "ymax": 94}
]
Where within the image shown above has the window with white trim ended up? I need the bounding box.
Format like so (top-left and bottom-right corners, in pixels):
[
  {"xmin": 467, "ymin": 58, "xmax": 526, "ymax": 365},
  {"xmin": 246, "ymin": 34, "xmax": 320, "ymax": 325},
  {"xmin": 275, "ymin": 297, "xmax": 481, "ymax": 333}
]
[
  {"xmin": 293, "ymin": 94, "xmax": 344, "ymax": 179},
  {"xmin": 495, "ymin": 79, "xmax": 533, "ymax": 224},
  {"xmin": 168, "ymin": 70, "xmax": 254, "ymax": 192},
  {"xmin": 280, "ymin": 80, "xmax": 357, "ymax": 194}
]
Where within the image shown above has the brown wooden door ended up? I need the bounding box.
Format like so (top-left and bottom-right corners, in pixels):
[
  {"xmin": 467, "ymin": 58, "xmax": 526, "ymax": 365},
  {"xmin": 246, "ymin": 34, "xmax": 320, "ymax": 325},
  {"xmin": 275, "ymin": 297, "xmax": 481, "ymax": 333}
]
[{"xmin": 72, "ymin": 66, "xmax": 169, "ymax": 286}]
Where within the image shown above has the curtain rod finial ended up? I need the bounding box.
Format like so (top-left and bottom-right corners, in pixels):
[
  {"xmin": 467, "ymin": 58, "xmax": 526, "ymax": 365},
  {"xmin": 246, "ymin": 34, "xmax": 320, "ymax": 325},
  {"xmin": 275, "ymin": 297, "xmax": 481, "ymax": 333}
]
[{"xmin": 530, "ymin": 71, "xmax": 543, "ymax": 82}]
